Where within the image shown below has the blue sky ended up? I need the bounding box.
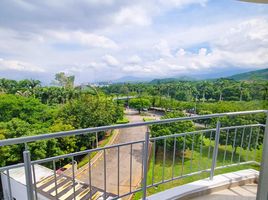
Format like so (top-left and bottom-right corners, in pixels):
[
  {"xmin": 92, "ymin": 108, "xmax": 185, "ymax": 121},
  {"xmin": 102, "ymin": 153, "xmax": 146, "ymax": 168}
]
[{"xmin": 0, "ymin": 0, "xmax": 267, "ymax": 84}]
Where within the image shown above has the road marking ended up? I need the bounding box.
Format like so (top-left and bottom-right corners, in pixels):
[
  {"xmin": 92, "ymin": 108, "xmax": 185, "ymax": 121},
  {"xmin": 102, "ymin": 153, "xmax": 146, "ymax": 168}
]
[
  {"xmin": 37, "ymin": 176, "xmax": 55, "ymax": 188},
  {"xmin": 50, "ymin": 181, "xmax": 72, "ymax": 196},
  {"xmin": 59, "ymin": 184, "xmax": 82, "ymax": 200},
  {"xmin": 42, "ymin": 177, "xmax": 66, "ymax": 192},
  {"xmin": 76, "ymin": 188, "xmax": 90, "ymax": 200}
]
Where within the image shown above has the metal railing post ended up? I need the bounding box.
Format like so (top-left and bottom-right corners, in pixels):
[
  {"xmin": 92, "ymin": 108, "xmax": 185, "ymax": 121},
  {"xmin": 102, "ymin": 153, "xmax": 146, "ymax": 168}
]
[
  {"xmin": 210, "ymin": 121, "xmax": 221, "ymax": 180},
  {"xmin": 96, "ymin": 132, "xmax": 99, "ymax": 148},
  {"xmin": 142, "ymin": 127, "xmax": 150, "ymax": 200},
  {"xmin": 23, "ymin": 150, "xmax": 34, "ymax": 200},
  {"xmin": 257, "ymin": 112, "xmax": 268, "ymax": 200}
]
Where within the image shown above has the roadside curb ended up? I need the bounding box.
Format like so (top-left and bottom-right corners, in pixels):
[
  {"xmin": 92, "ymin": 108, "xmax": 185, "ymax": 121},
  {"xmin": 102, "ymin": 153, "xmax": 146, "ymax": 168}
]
[{"xmin": 76, "ymin": 129, "xmax": 120, "ymax": 175}]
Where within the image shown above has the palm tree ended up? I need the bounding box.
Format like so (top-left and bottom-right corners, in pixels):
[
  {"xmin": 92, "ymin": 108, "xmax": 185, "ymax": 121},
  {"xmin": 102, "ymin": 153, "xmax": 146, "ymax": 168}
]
[
  {"xmin": 28, "ymin": 79, "xmax": 41, "ymax": 98},
  {"xmin": 215, "ymin": 79, "xmax": 228, "ymax": 101},
  {"xmin": 183, "ymin": 82, "xmax": 193, "ymax": 101},
  {"xmin": 15, "ymin": 90, "xmax": 31, "ymax": 97},
  {"xmin": 199, "ymin": 81, "xmax": 210, "ymax": 102}
]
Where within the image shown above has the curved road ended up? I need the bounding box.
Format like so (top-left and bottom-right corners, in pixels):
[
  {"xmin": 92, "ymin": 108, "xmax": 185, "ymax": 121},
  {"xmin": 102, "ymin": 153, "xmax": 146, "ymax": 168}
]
[{"xmin": 76, "ymin": 109, "xmax": 148, "ymax": 198}]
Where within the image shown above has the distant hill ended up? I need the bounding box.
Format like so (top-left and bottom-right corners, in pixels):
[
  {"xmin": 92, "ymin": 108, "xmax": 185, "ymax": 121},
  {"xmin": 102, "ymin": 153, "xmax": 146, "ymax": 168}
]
[
  {"xmin": 111, "ymin": 68, "xmax": 267, "ymax": 84},
  {"xmin": 150, "ymin": 76, "xmax": 196, "ymax": 84},
  {"xmin": 112, "ymin": 76, "xmax": 152, "ymax": 83},
  {"xmin": 227, "ymin": 68, "xmax": 268, "ymax": 80}
]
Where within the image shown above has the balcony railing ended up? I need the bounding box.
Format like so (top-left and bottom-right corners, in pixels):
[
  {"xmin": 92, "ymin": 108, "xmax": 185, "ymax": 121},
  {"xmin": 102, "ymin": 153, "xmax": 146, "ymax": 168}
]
[{"xmin": 0, "ymin": 110, "xmax": 267, "ymax": 200}]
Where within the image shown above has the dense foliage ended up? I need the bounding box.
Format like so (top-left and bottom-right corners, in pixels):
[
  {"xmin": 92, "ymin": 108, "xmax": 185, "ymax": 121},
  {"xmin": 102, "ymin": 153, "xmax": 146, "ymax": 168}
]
[
  {"xmin": 151, "ymin": 112, "xmax": 196, "ymax": 153},
  {"xmin": 0, "ymin": 76, "xmax": 124, "ymax": 166},
  {"xmin": 102, "ymin": 78, "xmax": 268, "ymax": 102},
  {"xmin": 0, "ymin": 74, "xmax": 267, "ymax": 166},
  {"xmin": 129, "ymin": 98, "xmax": 151, "ymax": 113}
]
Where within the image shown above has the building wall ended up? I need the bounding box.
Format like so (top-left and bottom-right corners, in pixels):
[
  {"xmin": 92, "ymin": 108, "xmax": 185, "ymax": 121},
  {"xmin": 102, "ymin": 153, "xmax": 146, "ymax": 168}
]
[
  {"xmin": 1, "ymin": 173, "xmax": 28, "ymax": 200},
  {"xmin": 1, "ymin": 173, "xmax": 48, "ymax": 200}
]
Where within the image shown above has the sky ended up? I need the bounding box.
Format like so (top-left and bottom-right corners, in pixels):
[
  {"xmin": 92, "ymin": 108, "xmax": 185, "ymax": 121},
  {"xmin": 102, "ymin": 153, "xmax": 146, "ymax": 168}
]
[{"xmin": 0, "ymin": 0, "xmax": 268, "ymax": 84}]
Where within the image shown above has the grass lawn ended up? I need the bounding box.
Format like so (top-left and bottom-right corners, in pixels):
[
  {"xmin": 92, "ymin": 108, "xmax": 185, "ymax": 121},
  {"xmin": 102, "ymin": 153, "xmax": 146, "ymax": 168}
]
[
  {"xmin": 132, "ymin": 135, "xmax": 262, "ymax": 199},
  {"xmin": 143, "ymin": 117, "xmax": 156, "ymax": 122},
  {"xmin": 116, "ymin": 117, "xmax": 130, "ymax": 124},
  {"xmin": 77, "ymin": 131, "xmax": 115, "ymax": 168}
]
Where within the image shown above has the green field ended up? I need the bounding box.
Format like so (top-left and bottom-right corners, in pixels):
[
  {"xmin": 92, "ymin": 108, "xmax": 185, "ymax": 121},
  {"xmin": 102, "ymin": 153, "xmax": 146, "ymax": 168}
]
[{"xmin": 133, "ymin": 137, "xmax": 262, "ymax": 199}]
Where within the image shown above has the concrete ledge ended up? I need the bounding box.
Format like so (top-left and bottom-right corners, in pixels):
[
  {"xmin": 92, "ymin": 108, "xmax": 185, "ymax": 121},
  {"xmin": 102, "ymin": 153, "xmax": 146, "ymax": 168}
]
[{"xmin": 146, "ymin": 169, "xmax": 259, "ymax": 200}]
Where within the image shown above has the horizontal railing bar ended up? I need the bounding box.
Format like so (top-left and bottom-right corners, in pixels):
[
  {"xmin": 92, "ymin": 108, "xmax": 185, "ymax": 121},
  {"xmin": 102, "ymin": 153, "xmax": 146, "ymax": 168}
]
[
  {"xmin": 1, "ymin": 123, "xmax": 263, "ymax": 170},
  {"xmin": 0, "ymin": 163, "xmax": 25, "ymax": 172},
  {"xmin": 148, "ymin": 169, "xmax": 210, "ymax": 189},
  {"xmin": 215, "ymin": 161, "xmax": 259, "ymax": 170},
  {"xmin": 150, "ymin": 124, "xmax": 263, "ymax": 141},
  {"xmin": 32, "ymin": 140, "xmax": 144, "ymax": 164},
  {"xmin": 1, "ymin": 123, "xmax": 263, "ymax": 169},
  {"xmin": 1, "ymin": 110, "xmax": 266, "ymax": 146},
  {"xmin": 150, "ymin": 129, "xmax": 215, "ymax": 140},
  {"xmin": 221, "ymin": 124, "xmax": 263, "ymax": 130},
  {"xmin": 147, "ymin": 161, "xmax": 259, "ymax": 189}
]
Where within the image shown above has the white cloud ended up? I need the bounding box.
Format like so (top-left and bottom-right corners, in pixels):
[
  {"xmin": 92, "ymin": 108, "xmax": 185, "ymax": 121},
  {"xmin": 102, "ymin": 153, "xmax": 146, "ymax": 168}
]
[
  {"xmin": 102, "ymin": 54, "xmax": 119, "ymax": 66},
  {"xmin": 127, "ymin": 55, "xmax": 142, "ymax": 64},
  {"xmin": 0, "ymin": 0, "xmax": 268, "ymax": 82},
  {"xmin": 47, "ymin": 30, "xmax": 118, "ymax": 49},
  {"xmin": 114, "ymin": 6, "xmax": 151, "ymax": 26},
  {"xmin": 0, "ymin": 58, "xmax": 45, "ymax": 72},
  {"xmin": 214, "ymin": 18, "xmax": 268, "ymax": 51},
  {"xmin": 158, "ymin": 0, "xmax": 208, "ymax": 8},
  {"xmin": 155, "ymin": 40, "xmax": 173, "ymax": 57},
  {"xmin": 131, "ymin": 18, "xmax": 268, "ymax": 76}
]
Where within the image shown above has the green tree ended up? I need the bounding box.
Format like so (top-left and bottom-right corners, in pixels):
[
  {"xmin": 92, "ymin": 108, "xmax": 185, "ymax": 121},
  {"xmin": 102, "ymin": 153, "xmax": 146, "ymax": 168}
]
[
  {"xmin": 150, "ymin": 112, "xmax": 196, "ymax": 154},
  {"xmin": 49, "ymin": 120, "xmax": 76, "ymax": 154},
  {"xmin": 54, "ymin": 72, "xmax": 75, "ymax": 89},
  {"xmin": 129, "ymin": 98, "xmax": 151, "ymax": 113},
  {"xmin": 59, "ymin": 95, "xmax": 123, "ymax": 150}
]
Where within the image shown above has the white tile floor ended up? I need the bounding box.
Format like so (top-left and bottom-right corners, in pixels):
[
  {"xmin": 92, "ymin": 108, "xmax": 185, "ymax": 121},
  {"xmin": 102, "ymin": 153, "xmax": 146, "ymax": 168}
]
[{"xmin": 191, "ymin": 184, "xmax": 257, "ymax": 200}]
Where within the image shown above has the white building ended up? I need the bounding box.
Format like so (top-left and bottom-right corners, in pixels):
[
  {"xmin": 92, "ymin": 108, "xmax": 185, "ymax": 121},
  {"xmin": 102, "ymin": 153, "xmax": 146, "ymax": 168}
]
[
  {"xmin": 1, "ymin": 164, "xmax": 116, "ymax": 200},
  {"xmin": 1, "ymin": 164, "xmax": 53, "ymax": 200}
]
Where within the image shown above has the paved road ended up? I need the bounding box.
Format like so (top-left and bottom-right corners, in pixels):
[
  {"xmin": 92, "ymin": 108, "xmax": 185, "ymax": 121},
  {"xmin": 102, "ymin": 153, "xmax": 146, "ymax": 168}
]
[{"xmin": 76, "ymin": 109, "xmax": 148, "ymax": 197}]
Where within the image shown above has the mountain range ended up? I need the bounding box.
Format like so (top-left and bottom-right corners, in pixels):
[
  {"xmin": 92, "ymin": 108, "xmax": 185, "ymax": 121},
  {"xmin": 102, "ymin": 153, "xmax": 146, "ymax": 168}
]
[{"xmin": 111, "ymin": 68, "xmax": 268, "ymax": 83}]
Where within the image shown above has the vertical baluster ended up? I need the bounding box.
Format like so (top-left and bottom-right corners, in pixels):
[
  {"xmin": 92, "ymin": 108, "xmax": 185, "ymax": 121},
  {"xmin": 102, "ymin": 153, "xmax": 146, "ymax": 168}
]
[
  {"xmin": 53, "ymin": 160, "xmax": 58, "ymax": 199},
  {"xmin": 6, "ymin": 169, "xmax": 13, "ymax": 200},
  {"xmin": 24, "ymin": 142, "xmax": 28, "ymax": 151},
  {"xmin": 104, "ymin": 149, "xmax": 107, "ymax": 200},
  {"xmin": 152, "ymin": 140, "xmax": 156, "ymax": 185},
  {"xmin": 198, "ymin": 133, "xmax": 203, "ymax": 171},
  {"xmin": 96, "ymin": 132, "xmax": 99, "ymax": 148},
  {"xmin": 88, "ymin": 153, "xmax": 92, "ymax": 200},
  {"xmin": 172, "ymin": 136, "xmax": 177, "ymax": 179},
  {"xmin": 231, "ymin": 128, "xmax": 238, "ymax": 164},
  {"xmin": 254, "ymin": 127, "xmax": 260, "ymax": 161},
  {"xmin": 190, "ymin": 133, "xmax": 195, "ymax": 172},
  {"xmin": 142, "ymin": 128, "xmax": 150, "ymax": 200},
  {"xmin": 181, "ymin": 135, "xmax": 186, "ymax": 176},
  {"xmin": 210, "ymin": 121, "xmax": 221, "ymax": 180},
  {"xmin": 207, "ymin": 131, "xmax": 213, "ymax": 169},
  {"xmin": 223, "ymin": 129, "xmax": 229, "ymax": 165},
  {"xmin": 238, "ymin": 127, "xmax": 245, "ymax": 164},
  {"xmin": 141, "ymin": 142, "xmax": 144, "ymax": 181},
  {"xmin": 246, "ymin": 126, "xmax": 253, "ymax": 161},
  {"xmin": 71, "ymin": 156, "xmax": 76, "ymax": 200},
  {"xmin": 130, "ymin": 144, "xmax": 133, "ymax": 192},
  {"xmin": 23, "ymin": 150, "xmax": 34, "ymax": 200},
  {"xmin": 32, "ymin": 164, "xmax": 38, "ymax": 200},
  {"xmin": 117, "ymin": 146, "xmax": 120, "ymax": 197},
  {"xmin": 162, "ymin": 138, "xmax": 166, "ymax": 182},
  {"xmin": 256, "ymin": 112, "xmax": 268, "ymax": 200}
]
